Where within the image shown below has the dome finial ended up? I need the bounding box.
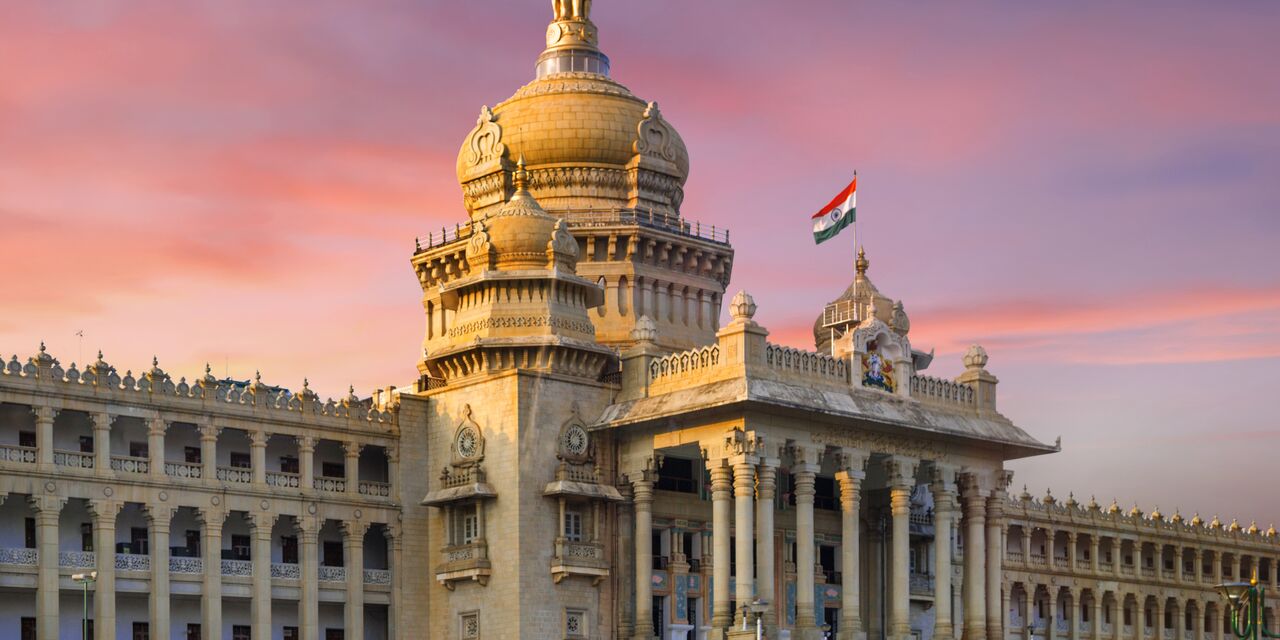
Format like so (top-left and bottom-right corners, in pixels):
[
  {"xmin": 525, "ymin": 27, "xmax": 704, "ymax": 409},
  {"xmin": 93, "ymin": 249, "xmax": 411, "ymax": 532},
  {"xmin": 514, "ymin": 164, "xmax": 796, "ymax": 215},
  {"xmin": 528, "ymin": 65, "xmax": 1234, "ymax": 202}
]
[
  {"xmin": 855, "ymin": 246, "xmax": 869, "ymax": 276},
  {"xmin": 514, "ymin": 155, "xmax": 531, "ymax": 194},
  {"xmin": 552, "ymin": 0, "xmax": 592, "ymax": 22}
]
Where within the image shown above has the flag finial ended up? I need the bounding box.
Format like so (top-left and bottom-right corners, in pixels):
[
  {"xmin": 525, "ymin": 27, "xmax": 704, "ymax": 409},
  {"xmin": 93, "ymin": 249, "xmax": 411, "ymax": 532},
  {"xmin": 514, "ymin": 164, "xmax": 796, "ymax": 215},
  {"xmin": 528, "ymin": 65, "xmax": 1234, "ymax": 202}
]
[{"xmin": 855, "ymin": 246, "xmax": 868, "ymax": 276}]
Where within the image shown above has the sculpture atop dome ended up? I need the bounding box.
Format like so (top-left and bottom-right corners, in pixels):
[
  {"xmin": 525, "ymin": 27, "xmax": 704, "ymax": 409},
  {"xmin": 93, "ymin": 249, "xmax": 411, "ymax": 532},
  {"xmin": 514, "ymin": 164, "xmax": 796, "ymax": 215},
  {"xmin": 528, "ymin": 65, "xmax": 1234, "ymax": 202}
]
[{"xmin": 552, "ymin": 0, "xmax": 591, "ymax": 21}]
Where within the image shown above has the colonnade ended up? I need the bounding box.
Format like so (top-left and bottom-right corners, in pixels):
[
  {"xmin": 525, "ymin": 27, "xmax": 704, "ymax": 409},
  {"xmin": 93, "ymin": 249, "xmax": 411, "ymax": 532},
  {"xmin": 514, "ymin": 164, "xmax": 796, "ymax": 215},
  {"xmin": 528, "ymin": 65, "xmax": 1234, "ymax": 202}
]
[
  {"xmin": 1009, "ymin": 583, "xmax": 1241, "ymax": 640},
  {"xmin": 627, "ymin": 442, "xmax": 1011, "ymax": 640},
  {"xmin": 21, "ymin": 495, "xmax": 396, "ymax": 640}
]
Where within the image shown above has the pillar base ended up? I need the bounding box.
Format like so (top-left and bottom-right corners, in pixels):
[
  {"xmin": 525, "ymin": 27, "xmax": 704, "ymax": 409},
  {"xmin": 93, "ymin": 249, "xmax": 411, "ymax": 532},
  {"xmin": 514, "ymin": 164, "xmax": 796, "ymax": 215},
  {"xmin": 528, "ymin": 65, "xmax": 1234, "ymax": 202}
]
[
  {"xmin": 792, "ymin": 627, "xmax": 827, "ymax": 640},
  {"xmin": 727, "ymin": 629, "xmax": 760, "ymax": 640},
  {"xmin": 837, "ymin": 631, "xmax": 868, "ymax": 640}
]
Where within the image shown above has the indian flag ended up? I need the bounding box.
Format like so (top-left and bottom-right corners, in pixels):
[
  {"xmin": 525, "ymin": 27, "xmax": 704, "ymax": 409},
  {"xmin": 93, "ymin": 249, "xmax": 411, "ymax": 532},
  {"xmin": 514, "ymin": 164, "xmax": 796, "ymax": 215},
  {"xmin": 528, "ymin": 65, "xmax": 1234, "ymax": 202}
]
[{"xmin": 811, "ymin": 176, "xmax": 856, "ymax": 245}]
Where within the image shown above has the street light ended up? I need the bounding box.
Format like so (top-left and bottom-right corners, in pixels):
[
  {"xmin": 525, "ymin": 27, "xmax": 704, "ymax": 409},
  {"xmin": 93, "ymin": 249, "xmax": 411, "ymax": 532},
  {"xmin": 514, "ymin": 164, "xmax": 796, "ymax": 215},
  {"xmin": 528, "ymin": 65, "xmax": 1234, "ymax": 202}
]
[
  {"xmin": 1215, "ymin": 570, "xmax": 1279, "ymax": 640},
  {"xmin": 739, "ymin": 600, "xmax": 770, "ymax": 639},
  {"xmin": 72, "ymin": 571, "xmax": 97, "ymax": 640}
]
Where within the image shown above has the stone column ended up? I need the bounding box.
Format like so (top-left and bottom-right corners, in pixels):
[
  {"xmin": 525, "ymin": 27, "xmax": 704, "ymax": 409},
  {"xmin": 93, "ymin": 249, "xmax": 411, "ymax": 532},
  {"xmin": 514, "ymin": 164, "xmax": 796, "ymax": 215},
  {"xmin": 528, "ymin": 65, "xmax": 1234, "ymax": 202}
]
[
  {"xmin": 1114, "ymin": 540, "xmax": 1124, "ymax": 579},
  {"xmin": 1191, "ymin": 601, "xmax": 1203, "ymax": 640},
  {"xmin": 931, "ymin": 466, "xmax": 958, "ymax": 640},
  {"xmin": 1023, "ymin": 586, "xmax": 1034, "ymax": 640},
  {"xmin": 146, "ymin": 504, "xmax": 174, "ymax": 640},
  {"xmin": 299, "ymin": 436, "xmax": 316, "ymax": 493},
  {"xmin": 1214, "ymin": 599, "xmax": 1224, "ymax": 640},
  {"xmin": 1047, "ymin": 589, "xmax": 1057, "ymax": 640},
  {"xmin": 633, "ymin": 469, "xmax": 657, "ymax": 640},
  {"xmin": 387, "ymin": 445, "xmax": 401, "ymax": 502},
  {"xmin": 794, "ymin": 450, "xmax": 822, "ymax": 636},
  {"xmin": 343, "ymin": 520, "xmax": 369, "ymax": 640},
  {"xmin": 30, "ymin": 496, "xmax": 63, "ymax": 640},
  {"xmin": 756, "ymin": 454, "xmax": 780, "ymax": 631},
  {"xmin": 656, "ymin": 282, "xmax": 670, "ymax": 324},
  {"xmin": 640, "ymin": 278, "xmax": 655, "ymax": 319},
  {"xmin": 90, "ymin": 500, "xmax": 123, "ymax": 640},
  {"xmin": 1090, "ymin": 536, "xmax": 1100, "ymax": 574},
  {"xmin": 298, "ymin": 517, "xmax": 320, "ymax": 640},
  {"xmin": 249, "ymin": 513, "xmax": 275, "ymax": 640},
  {"xmin": 34, "ymin": 405, "xmax": 56, "ymax": 468},
  {"xmin": 1067, "ymin": 532, "xmax": 1078, "ymax": 571},
  {"xmin": 92, "ymin": 412, "xmax": 114, "ymax": 477},
  {"xmin": 960, "ymin": 473, "xmax": 989, "ymax": 640},
  {"xmin": 250, "ymin": 429, "xmax": 268, "ymax": 486},
  {"xmin": 1154, "ymin": 599, "xmax": 1163, "ymax": 640},
  {"xmin": 1092, "ymin": 596, "xmax": 1102, "ymax": 640},
  {"xmin": 1211, "ymin": 552, "xmax": 1222, "ymax": 584},
  {"xmin": 148, "ymin": 418, "xmax": 168, "ymax": 480},
  {"xmin": 618, "ymin": 483, "xmax": 636, "ymax": 639},
  {"xmin": 732, "ymin": 457, "xmax": 757, "ymax": 630},
  {"xmin": 708, "ymin": 458, "xmax": 734, "ymax": 631},
  {"xmin": 1023, "ymin": 529, "xmax": 1033, "ymax": 565},
  {"xmin": 886, "ymin": 456, "xmax": 917, "ymax": 640},
  {"xmin": 385, "ymin": 524, "xmax": 403, "ymax": 640},
  {"xmin": 199, "ymin": 508, "xmax": 224, "ymax": 640},
  {"xmin": 345, "ymin": 441, "xmax": 363, "ymax": 496},
  {"xmin": 1189, "ymin": 550, "xmax": 1201, "ymax": 585},
  {"xmin": 838, "ymin": 450, "xmax": 871, "ymax": 640},
  {"xmin": 1069, "ymin": 589, "xmax": 1080, "ymax": 640},
  {"xmin": 199, "ymin": 424, "xmax": 220, "ymax": 485},
  {"xmin": 988, "ymin": 481, "xmax": 1010, "ymax": 640}
]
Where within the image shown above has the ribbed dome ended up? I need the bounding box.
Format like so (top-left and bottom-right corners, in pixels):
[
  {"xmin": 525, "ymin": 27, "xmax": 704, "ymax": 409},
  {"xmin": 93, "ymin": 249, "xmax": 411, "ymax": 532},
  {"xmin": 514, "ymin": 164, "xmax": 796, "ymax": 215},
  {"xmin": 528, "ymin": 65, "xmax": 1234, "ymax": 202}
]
[
  {"xmin": 455, "ymin": 5, "xmax": 689, "ymax": 217},
  {"xmin": 486, "ymin": 162, "xmax": 558, "ymax": 271}
]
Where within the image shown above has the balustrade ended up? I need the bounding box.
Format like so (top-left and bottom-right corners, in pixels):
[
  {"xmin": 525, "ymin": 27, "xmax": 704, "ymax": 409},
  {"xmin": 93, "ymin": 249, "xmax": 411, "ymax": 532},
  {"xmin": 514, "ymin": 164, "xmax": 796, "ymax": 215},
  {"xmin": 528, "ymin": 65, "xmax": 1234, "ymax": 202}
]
[
  {"xmin": 0, "ymin": 444, "xmax": 35, "ymax": 464},
  {"xmin": 1054, "ymin": 557, "xmax": 1069, "ymax": 569},
  {"xmin": 53, "ymin": 449, "xmax": 94, "ymax": 469},
  {"xmin": 110, "ymin": 455, "xmax": 149, "ymax": 474},
  {"xmin": 0, "ymin": 547, "xmax": 37, "ymax": 565},
  {"xmin": 221, "ymin": 559, "xmax": 252, "ymax": 576},
  {"xmin": 271, "ymin": 562, "xmax": 300, "ymax": 579},
  {"xmin": 216, "ymin": 466, "xmax": 252, "ymax": 484},
  {"xmin": 169, "ymin": 557, "xmax": 203, "ymax": 574},
  {"xmin": 1008, "ymin": 550, "xmax": 1025, "ymax": 564},
  {"xmin": 115, "ymin": 553, "xmax": 150, "ymax": 572},
  {"xmin": 319, "ymin": 565, "xmax": 346, "ymax": 582},
  {"xmin": 266, "ymin": 471, "xmax": 300, "ymax": 488},
  {"xmin": 313, "ymin": 476, "xmax": 346, "ymax": 492},
  {"xmin": 908, "ymin": 573, "xmax": 935, "ymax": 595},
  {"xmin": 358, "ymin": 480, "xmax": 391, "ymax": 497},
  {"xmin": 59, "ymin": 551, "xmax": 96, "ymax": 568},
  {"xmin": 364, "ymin": 568, "xmax": 391, "ymax": 585},
  {"xmin": 164, "ymin": 461, "xmax": 202, "ymax": 479}
]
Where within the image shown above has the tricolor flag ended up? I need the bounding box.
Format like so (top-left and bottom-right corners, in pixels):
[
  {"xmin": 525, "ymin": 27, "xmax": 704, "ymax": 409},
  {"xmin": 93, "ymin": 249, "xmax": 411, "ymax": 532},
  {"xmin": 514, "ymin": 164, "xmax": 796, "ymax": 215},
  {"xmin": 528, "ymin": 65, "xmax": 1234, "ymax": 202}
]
[{"xmin": 811, "ymin": 176, "xmax": 856, "ymax": 245}]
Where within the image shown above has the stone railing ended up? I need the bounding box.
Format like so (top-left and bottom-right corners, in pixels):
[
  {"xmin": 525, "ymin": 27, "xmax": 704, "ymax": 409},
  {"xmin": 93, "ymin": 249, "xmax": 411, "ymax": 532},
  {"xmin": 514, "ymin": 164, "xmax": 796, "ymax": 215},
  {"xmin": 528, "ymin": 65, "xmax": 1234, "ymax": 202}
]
[
  {"xmin": 1030, "ymin": 554, "xmax": 1047, "ymax": 567},
  {"xmin": 116, "ymin": 553, "xmax": 150, "ymax": 572},
  {"xmin": 266, "ymin": 471, "xmax": 300, "ymax": 488},
  {"xmin": 0, "ymin": 349, "xmax": 397, "ymax": 434},
  {"xmin": 364, "ymin": 568, "xmax": 391, "ymax": 585},
  {"xmin": 649, "ymin": 344, "xmax": 720, "ymax": 383},
  {"xmin": 169, "ymin": 557, "xmax": 203, "ymax": 574},
  {"xmin": 909, "ymin": 573, "xmax": 934, "ymax": 595},
  {"xmin": 164, "ymin": 461, "xmax": 202, "ymax": 479},
  {"xmin": 0, "ymin": 547, "xmax": 37, "ymax": 565},
  {"xmin": 110, "ymin": 455, "xmax": 149, "ymax": 474},
  {"xmin": 0, "ymin": 444, "xmax": 35, "ymax": 464},
  {"xmin": 54, "ymin": 450, "xmax": 94, "ymax": 469},
  {"xmin": 557, "ymin": 540, "xmax": 605, "ymax": 562},
  {"xmin": 1007, "ymin": 550, "xmax": 1025, "ymax": 564},
  {"xmin": 271, "ymin": 562, "xmax": 300, "ymax": 580},
  {"xmin": 319, "ymin": 566, "xmax": 346, "ymax": 582},
  {"xmin": 313, "ymin": 476, "xmax": 346, "ymax": 493},
  {"xmin": 910, "ymin": 374, "xmax": 976, "ymax": 408},
  {"xmin": 764, "ymin": 343, "xmax": 849, "ymax": 383},
  {"xmin": 60, "ymin": 551, "xmax": 96, "ymax": 568},
  {"xmin": 1141, "ymin": 567, "xmax": 1155, "ymax": 578},
  {"xmin": 553, "ymin": 461, "xmax": 598, "ymax": 483},
  {"xmin": 1054, "ymin": 557, "xmax": 1069, "ymax": 569},
  {"xmin": 358, "ymin": 480, "xmax": 391, "ymax": 497},
  {"xmin": 217, "ymin": 466, "xmax": 252, "ymax": 484},
  {"xmin": 221, "ymin": 559, "xmax": 252, "ymax": 576},
  {"xmin": 440, "ymin": 465, "xmax": 485, "ymax": 489}
]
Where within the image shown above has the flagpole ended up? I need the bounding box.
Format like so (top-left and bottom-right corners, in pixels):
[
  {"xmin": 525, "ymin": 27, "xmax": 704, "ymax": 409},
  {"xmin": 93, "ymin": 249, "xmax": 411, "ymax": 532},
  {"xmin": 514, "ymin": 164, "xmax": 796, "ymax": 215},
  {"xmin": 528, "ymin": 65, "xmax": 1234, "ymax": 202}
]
[{"xmin": 852, "ymin": 169, "xmax": 858, "ymax": 322}]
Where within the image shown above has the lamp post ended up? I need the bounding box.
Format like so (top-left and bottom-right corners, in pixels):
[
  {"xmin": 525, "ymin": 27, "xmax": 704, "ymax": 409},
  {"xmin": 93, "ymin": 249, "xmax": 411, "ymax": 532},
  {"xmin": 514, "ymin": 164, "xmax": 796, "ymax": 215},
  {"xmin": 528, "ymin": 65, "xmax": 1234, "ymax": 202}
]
[
  {"xmin": 1215, "ymin": 570, "xmax": 1279, "ymax": 640},
  {"xmin": 72, "ymin": 571, "xmax": 97, "ymax": 640}
]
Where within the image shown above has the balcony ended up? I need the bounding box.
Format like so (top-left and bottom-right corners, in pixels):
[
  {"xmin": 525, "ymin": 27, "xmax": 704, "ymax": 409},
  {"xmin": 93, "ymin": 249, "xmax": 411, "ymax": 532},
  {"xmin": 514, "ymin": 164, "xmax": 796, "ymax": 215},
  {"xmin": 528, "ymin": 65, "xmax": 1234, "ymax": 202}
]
[
  {"xmin": 313, "ymin": 476, "xmax": 346, "ymax": 493},
  {"xmin": 551, "ymin": 539, "xmax": 608, "ymax": 584},
  {"xmin": 436, "ymin": 541, "xmax": 491, "ymax": 589},
  {"xmin": 1030, "ymin": 554, "xmax": 1048, "ymax": 567},
  {"xmin": 1007, "ymin": 550, "xmax": 1025, "ymax": 564},
  {"xmin": 364, "ymin": 568, "xmax": 391, "ymax": 585},
  {"xmin": 266, "ymin": 471, "xmax": 300, "ymax": 489},
  {"xmin": 216, "ymin": 466, "xmax": 251, "ymax": 484},
  {"xmin": 0, "ymin": 444, "xmax": 35, "ymax": 464},
  {"xmin": 222, "ymin": 559, "xmax": 252, "ymax": 576},
  {"xmin": 0, "ymin": 548, "xmax": 37, "ymax": 566},
  {"xmin": 1054, "ymin": 558, "xmax": 1069, "ymax": 569},
  {"xmin": 164, "ymin": 461, "xmax": 202, "ymax": 479},
  {"xmin": 53, "ymin": 450, "xmax": 93, "ymax": 469},
  {"xmin": 169, "ymin": 557, "xmax": 203, "ymax": 574},
  {"xmin": 909, "ymin": 511, "xmax": 935, "ymax": 536},
  {"xmin": 319, "ymin": 565, "xmax": 346, "ymax": 582},
  {"xmin": 110, "ymin": 455, "xmax": 149, "ymax": 475},
  {"xmin": 909, "ymin": 573, "xmax": 934, "ymax": 596},
  {"xmin": 1140, "ymin": 567, "xmax": 1155, "ymax": 578},
  {"xmin": 271, "ymin": 562, "xmax": 300, "ymax": 579},
  {"xmin": 115, "ymin": 553, "xmax": 150, "ymax": 572}
]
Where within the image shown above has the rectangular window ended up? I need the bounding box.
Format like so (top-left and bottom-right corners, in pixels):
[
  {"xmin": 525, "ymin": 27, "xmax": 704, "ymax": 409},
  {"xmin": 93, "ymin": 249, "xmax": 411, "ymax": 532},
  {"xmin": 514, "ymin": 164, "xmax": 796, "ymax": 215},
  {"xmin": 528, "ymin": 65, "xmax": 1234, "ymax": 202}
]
[
  {"xmin": 79, "ymin": 436, "xmax": 94, "ymax": 453},
  {"xmin": 656, "ymin": 457, "xmax": 697, "ymax": 493},
  {"xmin": 652, "ymin": 530, "xmax": 664, "ymax": 569},
  {"xmin": 565, "ymin": 609, "xmax": 587, "ymax": 638},
  {"xmin": 130, "ymin": 527, "xmax": 149, "ymax": 555},
  {"xmin": 460, "ymin": 613, "xmax": 479, "ymax": 639},
  {"xmin": 281, "ymin": 535, "xmax": 299, "ymax": 564},
  {"xmin": 21, "ymin": 617, "xmax": 35, "ymax": 640},
  {"xmin": 186, "ymin": 623, "xmax": 201, "ymax": 640},
  {"xmin": 323, "ymin": 540, "xmax": 344, "ymax": 567},
  {"xmin": 463, "ymin": 512, "xmax": 479, "ymax": 544},
  {"xmin": 230, "ymin": 452, "xmax": 251, "ymax": 469},
  {"xmin": 232, "ymin": 625, "xmax": 251, "ymax": 640},
  {"xmin": 813, "ymin": 476, "xmax": 838, "ymax": 510},
  {"xmin": 133, "ymin": 622, "xmax": 150, "ymax": 640},
  {"xmin": 1082, "ymin": 603, "xmax": 1090, "ymax": 622},
  {"xmin": 1145, "ymin": 610, "xmax": 1152, "ymax": 627},
  {"xmin": 280, "ymin": 456, "xmax": 299, "ymax": 474},
  {"xmin": 18, "ymin": 431, "xmax": 35, "ymax": 448},
  {"xmin": 185, "ymin": 530, "xmax": 201, "ymax": 557},
  {"xmin": 185, "ymin": 447, "xmax": 201, "ymax": 464},
  {"xmin": 323, "ymin": 462, "xmax": 344, "ymax": 478},
  {"xmin": 653, "ymin": 595, "xmax": 665, "ymax": 637},
  {"xmin": 564, "ymin": 511, "xmax": 583, "ymax": 542},
  {"xmin": 82, "ymin": 523, "xmax": 94, "ymax": 552},
  {"xmin": 325, "ymin": 631, "xmax": 344, "ymax": 640},
  {"xmin": 1124, "ymin": 608, "xmax": 1132, "ymax": 626},
  {"xmin": 232, "ymin": 534, "xmax": 251, "ymax": 561},
  {"xmin": 1105, "ymin": 606, "xmax": 1112, "ymax": 624},
  {"xmin": 283, "ymin": 628, "xmax": 299, "ymax": 640},
  {"xmin": 25, "ymin": 518, "xmax": 36, "ymax": 548},
  {"xmin": 129, "ymin": 441, "xmax": 148, "ymax": 459}
]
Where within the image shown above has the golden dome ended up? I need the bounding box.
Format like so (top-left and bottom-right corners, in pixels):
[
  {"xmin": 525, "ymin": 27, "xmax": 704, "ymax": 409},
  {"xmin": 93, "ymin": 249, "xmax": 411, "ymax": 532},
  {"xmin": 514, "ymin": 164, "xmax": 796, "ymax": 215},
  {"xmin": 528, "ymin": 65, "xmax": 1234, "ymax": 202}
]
[
  {"xmin": 456, "ymin": 4, "xmax": 689, "ymax": 217},
  {"xmin": 468, "ymin": 159, "xmax": 576, "ymax": 272}
]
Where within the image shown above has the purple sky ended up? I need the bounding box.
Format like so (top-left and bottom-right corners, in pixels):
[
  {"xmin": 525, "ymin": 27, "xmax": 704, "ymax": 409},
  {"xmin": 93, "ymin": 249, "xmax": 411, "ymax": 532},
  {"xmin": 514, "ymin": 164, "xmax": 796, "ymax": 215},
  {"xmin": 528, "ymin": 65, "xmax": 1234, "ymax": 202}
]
[{"xmin": 1, "ymin": 1, "xmax": 1278, "ymax": 522}]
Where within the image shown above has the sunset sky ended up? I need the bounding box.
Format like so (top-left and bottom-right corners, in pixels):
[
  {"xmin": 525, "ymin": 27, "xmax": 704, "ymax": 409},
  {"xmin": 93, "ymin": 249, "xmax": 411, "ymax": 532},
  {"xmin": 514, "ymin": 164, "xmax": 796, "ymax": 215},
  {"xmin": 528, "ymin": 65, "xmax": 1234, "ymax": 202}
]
[{"xmin": 2, "ymin": 2, "xmax": 1278, "ymax": 520}]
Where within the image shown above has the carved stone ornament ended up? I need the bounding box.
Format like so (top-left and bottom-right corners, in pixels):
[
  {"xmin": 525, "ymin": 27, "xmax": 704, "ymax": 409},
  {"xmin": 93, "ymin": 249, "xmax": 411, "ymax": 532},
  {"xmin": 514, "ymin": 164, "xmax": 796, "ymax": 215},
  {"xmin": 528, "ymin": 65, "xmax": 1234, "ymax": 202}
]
[
  {"xmin": 557, "ymin": 402, "xmax": 592, "ymax": 463},
  {"xmin": 634, "ymin": 102, "xmax": 678, "ymax": 163},
  {"xmin": 451, "ymin": 404, "xmax": 486, "ymax": 468},
  {"xmin": 465, "ymin": 220, "xmax": 494, "ymax": 268}
]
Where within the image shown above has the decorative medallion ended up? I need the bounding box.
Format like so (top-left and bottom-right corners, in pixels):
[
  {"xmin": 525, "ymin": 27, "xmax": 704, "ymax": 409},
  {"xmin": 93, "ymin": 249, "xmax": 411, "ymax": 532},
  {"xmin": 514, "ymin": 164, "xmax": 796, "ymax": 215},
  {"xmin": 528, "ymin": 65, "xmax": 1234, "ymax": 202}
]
[
  {"xmin": 158, "ymin": 491, "xmax": 169, "ymax": 502},
  {"xmin": 556, "ymin": 403, "xmax": 594, "ymax": 463},
  {"xmin": 308, "ymin": 503, "xmax": 318, "ymax": 515},
  {"xmin": 450, "ymin": 404, "xmax": 486, "ymax": 467},
  {"xmin": 44, "ymin": 481, "xmax": 55, "ymax": 493},
  {"xmin": 210, "ymin": 495, "xmax": 220, "ymax": 505},
  {"xmin": 354, "ymin": 508, "xmax": 363, "ymax": 519},
  {"xmin": 260, "ymin": 500, "xmax": 269, "ymax": 511},
  {"xmin": 103, "ymin": 486, "xmax": 113, "ymax": 497},
  {"xmin": 562, "ymin": 424, "xmax": 589, "ymax": 457}
]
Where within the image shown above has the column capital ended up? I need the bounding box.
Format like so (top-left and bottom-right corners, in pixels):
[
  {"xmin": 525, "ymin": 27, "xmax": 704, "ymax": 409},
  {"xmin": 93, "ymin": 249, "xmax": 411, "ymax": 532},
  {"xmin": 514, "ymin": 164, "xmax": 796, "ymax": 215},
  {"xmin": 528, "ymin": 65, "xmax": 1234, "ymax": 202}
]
[
  {"xmin": 31, "ymin": 404, "xmax": 59, "ymax": 423},
  {"xmin": 143, "ymin": 503, "xmax": 177, "ymax": 529},
  {"xmin": 147, "ymin": 417, "xmax": 169, "ymax": 436},
  {"xmin": 297, "ymin": 434, "xmax": 317, "ymax": 452},
  {"xmin": 386, "ymin": 445, "xmax": 400, "ymax": 464},
  {"xmin": 344, "ymin": 440, "xmax": 364, "ymax": 458},
  {"xmin": 87, "ymin": 499, "xmax": 123, "ymax": 522},
  {"xmin": 383, "ymin": 522, "xmax": 403, "ymax": 548},
  {"xmin": 623, "ymin": 453, "xmax": 662, "ymax": 485},
  {"xmin": 958, "ymin": 470, "xmax": 990, "ymax": 499},
  {"xmin": 833, "ymin": 446, "xmax": 869, "ymax": 477},
  {"xmin": 293, "ymin": 516, "xmax": 320, "ymax": 540},
  {"xmin": 91, "ymin": 411, "xmax": 117, "ymax": 429},
  {"xmin": 883, "ymin": 455, "xmax": 919, "ymax": 489},
  {"xmin": 340, "ymin": 519, "xmax": 371, "ymax": 542},
  {"xmin": 250, "ymin": 429, "xmax": 269, "ymax": 448},
  {"xmin": 196, "ymin": 507, "xmax": 226, "ymax": 530},
  {"xmin": 788, "ymin": 441, "xmax": 823, "ymax": 470},
  {"xmin": 199, "ymin": 423, "xmax": 222, "ymax": 441},
  {"xmin": 28, "ymin": 495, "xmax": 66, "ymax": 516},
  {"xmin": 246, "ymin": 511, "xmax": 277, "ymax": 535},
  {"xmin": 929, "ymin": 462, "xmax": 959, "ymax": 491}
]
